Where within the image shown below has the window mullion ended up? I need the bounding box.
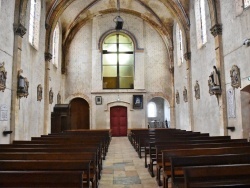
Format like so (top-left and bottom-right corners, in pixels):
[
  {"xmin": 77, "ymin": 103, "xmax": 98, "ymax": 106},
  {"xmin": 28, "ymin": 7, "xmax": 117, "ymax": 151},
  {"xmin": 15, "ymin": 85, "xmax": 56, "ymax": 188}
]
[{"xmin": 117, "ymin": 34, "xmax": 119, "ymax": 89}]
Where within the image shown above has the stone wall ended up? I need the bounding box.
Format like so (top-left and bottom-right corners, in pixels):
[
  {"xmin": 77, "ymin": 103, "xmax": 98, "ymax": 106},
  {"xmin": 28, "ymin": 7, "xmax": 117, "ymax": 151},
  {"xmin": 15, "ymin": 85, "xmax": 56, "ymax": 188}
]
[
  {"xmin": 221, "ymin": 0, "xmax": 250, "ymax": 138},
  {"xmin": 65, "ymin": 13, "xmax": 171, "ymax": 131},
  {"xmin": 188, "ymin": 0, "xmax": 221, "ymax": 135},
  {"xmin": 0, "ymin": 1, "xmax": 15, "ymax": 143}
]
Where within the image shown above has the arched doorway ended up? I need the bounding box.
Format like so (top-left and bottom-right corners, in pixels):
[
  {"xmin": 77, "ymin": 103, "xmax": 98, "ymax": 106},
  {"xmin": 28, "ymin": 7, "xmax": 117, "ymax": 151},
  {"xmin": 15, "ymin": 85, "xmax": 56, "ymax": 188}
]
[
  {"xmin": 241, "ymin": 85, "xmax": 250, "ymax": 138},
  {"xmin": 110, "ymin": 106, "xmax": 127, "ymax": 137},
  {"xmin": 70, "ymin": 98, "xmax": 90, "ymax": 130},
  {"xmin": 147, "ymin": 97, "xmax": 170, "ymax": 128}
]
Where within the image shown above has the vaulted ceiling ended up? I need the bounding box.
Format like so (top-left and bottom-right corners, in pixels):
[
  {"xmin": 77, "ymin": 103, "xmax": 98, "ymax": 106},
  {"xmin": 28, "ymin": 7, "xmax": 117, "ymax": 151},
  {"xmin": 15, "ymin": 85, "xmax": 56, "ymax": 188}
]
[{"xmin": 45, "ymin": 0, "xmax": 190, "ymax": 57}]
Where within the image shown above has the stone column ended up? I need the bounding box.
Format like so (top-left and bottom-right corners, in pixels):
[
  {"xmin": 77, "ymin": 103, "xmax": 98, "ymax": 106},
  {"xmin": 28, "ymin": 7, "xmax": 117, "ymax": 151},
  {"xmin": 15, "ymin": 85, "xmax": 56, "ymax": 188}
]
[
  {"xmin": 43, "ymin": 53, "xmax": 52, "ymax": 134},
  {"xmin": 169, "ymin": 64, "xmax": 176, "ymax": 128},
  {"xmin": 184, "ymin": 52, "xmax": 194, "ymax": 131},
  {"xmin": 10, "ymin": 0, "xmax": 28, "ymax": 142},
  {"xmin": 210, "ymin": 24, "xmax": 228, "ymax": 135}
]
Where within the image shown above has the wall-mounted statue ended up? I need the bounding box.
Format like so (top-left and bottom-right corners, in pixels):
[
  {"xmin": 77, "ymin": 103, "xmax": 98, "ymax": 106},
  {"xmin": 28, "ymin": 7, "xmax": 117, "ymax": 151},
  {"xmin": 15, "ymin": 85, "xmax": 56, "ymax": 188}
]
[
  {"xmin": 17, "ymin": 69, "xmax": 29, "ymax": 98},
  {"xmin": 0, "ymin": 62, "xmax": 7, "ymax": 92},
  {"xmin": 57, "ymin": 92, "xmax": 61, "ymax": 104},
  {"xmin": 37, "ymin": 84, "xmax": 43, "ymax": 101},
  {"xmin": 176, "ymin": 90, "xmax": 180, "ymax": 104},
  {"xmin": 208, "ymin": 66, "xmax": 221, "ymax": 95},
  {"xmin": 183, "ymin": 86, "xmax": 188, "ymax": 102},
  {"xmin": 194, "ymin": 80, "xmax": 200, "ymax": 100},
  {"xmin": 230, "ymin": 65, "xmax": 241, "ymax": 89},
  {"xmin": 49, "ymin": 88, "xmax": 53, "ymax": 104}
]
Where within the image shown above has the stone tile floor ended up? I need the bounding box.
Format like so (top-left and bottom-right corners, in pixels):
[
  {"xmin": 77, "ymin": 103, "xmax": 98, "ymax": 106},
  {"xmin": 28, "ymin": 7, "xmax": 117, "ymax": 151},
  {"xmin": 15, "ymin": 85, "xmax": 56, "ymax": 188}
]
[{"xmin": 99, "ymin": 137, "xmax": 168, "ymax": 188}]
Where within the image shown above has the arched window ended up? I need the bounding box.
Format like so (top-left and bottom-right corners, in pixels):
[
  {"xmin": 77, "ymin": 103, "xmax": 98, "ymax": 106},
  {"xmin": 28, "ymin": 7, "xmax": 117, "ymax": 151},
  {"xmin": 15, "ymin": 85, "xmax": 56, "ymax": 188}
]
[
  {"xmin": 147, "ymin": 102, "xmax": 157, "ymax": 118},
  {"xmin": 102, "ymin": 33, "xmax": 134, "ymax": 89},
  {"xmin": 244, "ymin": 0, "xmax": 250, "ymax": 8},
  {"xmin": 52, "ymin": 23, "xmax": 60, "ymax": 68},
  {"xmin": 195, "ymin": 0, "xmax": 207, "ymax": 48},
  {"xmin": 176, "ymin": 23, "xmax": 184, "ymax": 66},
  {"xmin": 29, "ymin": 0, "xmax": 41, "ymax": 49}
]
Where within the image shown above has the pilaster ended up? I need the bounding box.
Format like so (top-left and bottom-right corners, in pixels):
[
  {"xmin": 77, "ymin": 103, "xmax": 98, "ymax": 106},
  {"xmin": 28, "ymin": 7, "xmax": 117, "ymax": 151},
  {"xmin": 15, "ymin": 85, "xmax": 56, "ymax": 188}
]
[
  {"xmin": 10, "ymin": 0, "xmax": 28, "ymax": 142},
  {"xmin": 210, "ymin": 24, "xmax": 228, "ymax": 135},
  {"xmin": 169, "ymin": 63, "xmax": 176, "ymax": 128},
  {"xmin": 184, "ymin": 52, "xmax": 194, "ymax": 131},
  {"xmin": 43, "ymin": 52, "xmax": 52, "ymax": 134}
]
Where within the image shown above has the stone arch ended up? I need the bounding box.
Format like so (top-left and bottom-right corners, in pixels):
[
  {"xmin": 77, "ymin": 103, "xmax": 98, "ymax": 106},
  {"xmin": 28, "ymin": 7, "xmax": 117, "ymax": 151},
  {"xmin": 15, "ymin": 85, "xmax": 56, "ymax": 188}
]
[
  {"xmin": 240, "ymin": 85, "xmax": 250, "ymax": 139},
  {"xmin": 207, "ymin": 0, "xmax": 221, "ymax": 26},
  {"xmin": 98, "ymin": 29, "xmax": 144, "ymax": 52},
  {"xmin": 147, "ymin": 96, "xmax": 171, "ymax": 128},
  {"xmin": 65, "ymin": 94, "xmax": 90, "ymax": 105},
  {"xmin": 60, "ymin": 9, "xmax": 173, "ymax": 74}
]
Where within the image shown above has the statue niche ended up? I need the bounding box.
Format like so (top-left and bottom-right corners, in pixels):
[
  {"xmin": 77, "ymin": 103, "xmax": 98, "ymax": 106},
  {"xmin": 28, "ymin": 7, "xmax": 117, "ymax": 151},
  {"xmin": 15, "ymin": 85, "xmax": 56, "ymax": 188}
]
[
  {"xmin": 37, "ymin": 84, "xmax": 43, "ymax": 101},
  {"xmin": 194, "ymin": 80, "xmax": 200, "ymax": 100},
  {"xmin": 49, "ymin": 88, "xmax": 54, "ymax": 104},
  {"xmin": 208, "ymin": 66, "xmax": 221, "ymax": 95},
  {"xmin": 176, "ymin": 90, "xmax": 180, "ymax": 104},
  {"xmin": 183, "ymin": 86, "xmax": 188, "ymax": 102},
  {"xmin": 57, "ymin": 92, "xmax": 61, "ymax": 104},
  {"xmin": 0, "ymin": 62, "xmax": 7, "ymax": 92}
]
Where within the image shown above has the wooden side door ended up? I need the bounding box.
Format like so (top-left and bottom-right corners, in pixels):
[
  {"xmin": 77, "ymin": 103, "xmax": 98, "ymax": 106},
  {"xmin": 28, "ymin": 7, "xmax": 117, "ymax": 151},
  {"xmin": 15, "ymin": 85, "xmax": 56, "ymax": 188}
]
[
  {"xmin": 110, "ymin": 106, "xmax": 127, "ymax": 137},
  {"xmin": 70, "ymin": 98, "xmax": 89, "ymax": 130}
]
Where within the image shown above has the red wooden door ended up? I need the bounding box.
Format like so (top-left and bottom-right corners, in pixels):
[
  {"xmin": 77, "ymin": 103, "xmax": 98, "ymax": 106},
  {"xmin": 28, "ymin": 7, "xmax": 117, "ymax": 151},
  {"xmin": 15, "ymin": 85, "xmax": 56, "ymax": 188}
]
[{"xmin": 110, "ymin": 106, "xmax": 127, "ymax": 137}]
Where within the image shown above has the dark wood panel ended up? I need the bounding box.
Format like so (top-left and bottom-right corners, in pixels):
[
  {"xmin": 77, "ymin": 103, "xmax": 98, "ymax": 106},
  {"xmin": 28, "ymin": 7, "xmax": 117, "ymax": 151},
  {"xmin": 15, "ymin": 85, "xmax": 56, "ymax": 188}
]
[{"xmin": 70, "ymin": 98, "xmax": 89, "ymax": 130}]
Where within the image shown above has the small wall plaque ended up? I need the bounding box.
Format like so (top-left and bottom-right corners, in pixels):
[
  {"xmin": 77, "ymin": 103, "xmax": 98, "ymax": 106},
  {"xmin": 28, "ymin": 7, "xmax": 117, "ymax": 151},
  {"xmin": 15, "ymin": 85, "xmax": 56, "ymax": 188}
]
[
  {"xmin": 0, "ymin": 104, "xmax": 8, "ymax": 121},
  {"xmin": 95, "ymin": 96, "xmax": 102, "ymax": 105}
]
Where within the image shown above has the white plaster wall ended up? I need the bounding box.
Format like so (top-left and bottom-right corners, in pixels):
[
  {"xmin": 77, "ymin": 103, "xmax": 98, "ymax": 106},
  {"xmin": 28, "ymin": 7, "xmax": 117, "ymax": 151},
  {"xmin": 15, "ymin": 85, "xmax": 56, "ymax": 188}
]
[
  {"xmin": 221, "ymin": 0, "xmax": 250, "ymax": 138},
  {"xmin": 188, "ymin": 0, "xmax": 221, "ymax": 135},
  {"xmin": 0, "ymin": 1, "xmax": 15, "ymax": 144},
  {"xmin": 240, "ymin": 91, "xmax": 250, "ymax": 139},
  {"xmin": 48, "ymin": 20, "xmax": 64, "ymax": 134},
  {"xmin": 173, "ymin": 23, "xmax": 190, "ymax": 131},
  {"xmin": 144, "ymin": 23, "xmax": 169, "ymax": 94},
  {"xmin": 65, "ymin": 21, "xmax": 92, "ymax": 101},
  {"xmin": 65, "ymin": 13, "xmax": 171, "ymax": 130},
  {"xmin": 14, "ymin": 0, "xmax": 47, "ymax": 140}
]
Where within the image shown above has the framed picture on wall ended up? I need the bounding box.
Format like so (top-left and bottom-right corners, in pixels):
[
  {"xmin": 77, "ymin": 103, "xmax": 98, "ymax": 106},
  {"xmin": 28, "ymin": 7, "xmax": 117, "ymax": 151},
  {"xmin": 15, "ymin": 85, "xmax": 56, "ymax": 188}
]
[
  {"xmin": 95, "ymin": 96, "xmax": 102, "ymax": 105},
  {"xmin": 133, "ymin": 95, "xmax": 143, "ymax": 109}
]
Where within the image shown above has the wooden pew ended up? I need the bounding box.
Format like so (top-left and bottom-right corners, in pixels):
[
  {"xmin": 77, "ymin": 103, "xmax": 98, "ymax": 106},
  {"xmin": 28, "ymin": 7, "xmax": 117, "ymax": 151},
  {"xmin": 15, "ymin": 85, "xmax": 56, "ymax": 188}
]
[
  {"xmin": 144, "ymin": 136, "xmax": 232, "ymax": 178},
  {"xmin": 136, "ymin": 131, "xmax": 209, "ymax": 158},
  {"xmin": 154, "ymin": 139, "xmax": 248, "ymax": 186},
  {"xmin": 0, "ymin": 170, "xmax": 85, "ymax": 188},
  {"xmin": 0, "ymin": 160, "xmax": 91, "ymax": 187},
  {"xmin": 0, "ymin": 149, "xmax": 98, "ymax": 187},
  {"xmin": 183, "ymin": 164, "xmax": 250, "ymax": 188},
  {"xmin": 162, "ymin": 146, "xmax": 250, "ymax": 188},
  {"xmin": 129, "ymin": 128, "xmax": 187, "ymax": 152},
  {"xmin": 10, "ymin": 141, "xmax": 103, "ymax": 169},
  {"xmin": 29, "ymin": 136, "xmax": 107, "ymax": 159},
  {"xmin": 170, "ymin": 153, "xmax": 250, "ymax": 188},
  {"xmin": 141, "ymin": 133, "xmax": 210, "ymax": 159},
  {"xmin": 0, "ymin": 130, "xmax": 110, "ymax": 187},
  {"xmin": 48, "ymin": 129, "xmax": 111, "ymax": 154}
]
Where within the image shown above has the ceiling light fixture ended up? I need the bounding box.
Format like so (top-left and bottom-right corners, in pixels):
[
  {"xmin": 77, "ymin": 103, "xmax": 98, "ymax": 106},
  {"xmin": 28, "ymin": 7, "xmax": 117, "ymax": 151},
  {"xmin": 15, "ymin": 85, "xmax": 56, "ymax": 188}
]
[{"xmin": 114, "ymin": 0, "xmax": 123, "ymax": 30}]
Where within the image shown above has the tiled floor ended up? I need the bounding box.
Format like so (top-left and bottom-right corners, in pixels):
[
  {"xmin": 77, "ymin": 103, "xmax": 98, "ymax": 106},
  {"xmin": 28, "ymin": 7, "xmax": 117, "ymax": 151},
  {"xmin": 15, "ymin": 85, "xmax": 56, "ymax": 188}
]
[{"xmin": 99, "ymin": 137, "xmax": 165, "ymax": 188}]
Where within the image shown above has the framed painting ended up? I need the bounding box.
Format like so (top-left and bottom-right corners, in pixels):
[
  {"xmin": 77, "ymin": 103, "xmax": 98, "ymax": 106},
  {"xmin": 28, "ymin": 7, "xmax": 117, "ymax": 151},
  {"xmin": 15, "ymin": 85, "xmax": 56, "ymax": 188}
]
[
  {"xmin": 133, "ymin": 95, "xmax": 143, "ymax": 109},
  {"xmin": 95, "ymin": 96, "xmax": 102, "ymax": 105}
]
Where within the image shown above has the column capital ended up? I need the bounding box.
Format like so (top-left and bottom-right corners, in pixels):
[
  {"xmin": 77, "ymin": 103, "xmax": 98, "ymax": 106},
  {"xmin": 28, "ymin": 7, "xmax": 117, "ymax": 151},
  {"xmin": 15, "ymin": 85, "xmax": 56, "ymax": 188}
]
[
  {"xmin": 13, "ymin": 23, "xmax": 27, "ymax": 38},
  {"xmin": 44, "ymin": 52, "xmax": 52, "ymax": 61},
  {"xmin": 210, "ymin": 24, "xmax": 222, "ymax": 37},
  {"xmin": 184, "ymin": 52, "xmax": 191, "ymax": 61}
]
